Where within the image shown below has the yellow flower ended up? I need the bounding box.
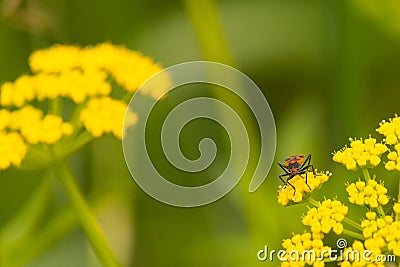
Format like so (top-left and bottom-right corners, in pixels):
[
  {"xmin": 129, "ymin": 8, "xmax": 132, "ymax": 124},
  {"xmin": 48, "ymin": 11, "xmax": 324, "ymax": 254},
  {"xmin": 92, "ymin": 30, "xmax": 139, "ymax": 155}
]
[
  {"xmin": 0, "ymin": 76, "xmax": 35, "ymax": 107},
  {"xmin": 383, "ymin": 145, "xmax": 400, "ymax": 172},
  {"xmin": 0, "ymin": 109, "xmax": 11, "ymax": 130},
  {"xmin": 28, "ymin": 43, "xmax": 167, "ymax": 97},
  {"xmin": 0, "ymin": 43, "xmax": 166, "ymax": 171},
  {"xmin": 377, "ymin": 115, "xmax": 400, "ymax": 145},
  {"xmin": 84, "ymin": 43, "xmax": 165, "ymax": 95},
  {"xmin": 346, "ymin": 179, "xmax": 389, "ymax": 208},
  {"xmin": 302, "ymin": 199, "xmax": 348, "ymax": 235},
  {"xmin": 1, "ymin": 69, "xmax": 111, "ymax": 107},
  {"xmin": 277, "ymin": 171, "xmax": 332, "ymax": 206},
  {"xmin": 280, "ymin": 231, "xmax": 330, "ymax": 266},
  {"xmin": 333, "ymin": 137, "xmax": 387, "ymax": 170},
  {"xmin": 0, "ymin": 132, "xmax": 27, "ymax": 170},
  {"xmin": 80, "ymin": 97, "xmax": 137, "ymax": 139},
  {"xmin": 8, "ymin": 106, "xmax": 73, "ymax": 145},
  {"xmin": 393, "ymin": 203, "xmax": 400, "ymax": 214},
  {"xmin": 361, "ymin": 211, "xmax": 400, "ymax": 257},
  {"xmin": 29, "ymin": 44, "xmax": 82, "ymax": 73},
  {"xmin": 2, "ymin": 43, "xmax": 168, "ymax": 108}
]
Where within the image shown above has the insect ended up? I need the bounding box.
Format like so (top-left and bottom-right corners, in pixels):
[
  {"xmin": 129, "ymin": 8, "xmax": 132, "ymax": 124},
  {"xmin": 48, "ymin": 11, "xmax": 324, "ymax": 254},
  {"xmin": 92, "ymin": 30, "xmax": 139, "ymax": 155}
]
[{"xmin": 277, "ymin": 153, "xmax": 317, "ymax": 194}]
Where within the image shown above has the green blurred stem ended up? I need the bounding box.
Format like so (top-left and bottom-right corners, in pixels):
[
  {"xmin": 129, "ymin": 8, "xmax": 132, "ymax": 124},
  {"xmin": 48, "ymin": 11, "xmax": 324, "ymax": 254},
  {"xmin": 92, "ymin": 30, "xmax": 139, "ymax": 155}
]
[
  {"xmin": 342, "ymin": 228, "xmax": 364, "ymax": 240},
  {"xmin": 69, "ymin": 102, "xmax": 86, "ymax": 126},
  {"xmin": 8, "ymin": 190, "xmax": 124, "ymax": 266},
  {"xmin": 63, "ymin": 130, "xmax": 94, "ymax": 156},
  {"xmin": 308, "ymin": 197, "xmax": 320, "ymax": 207},
  {"xmin": 361, "ymin": 168, "xmax": 371, "ymax": 181},
  {"xmin": 343, "ymin": 217, "xmax": 362, "ymax": 231},
  {"xmin": 183, "ymin": 0, "xmax": 235, "ymax": 65},
  {"xmin": 1, "ymin": 175, "xmax": 52, "ymax": 243},
  {"xmin": 361, "ymin": 168, "xmax": 385, "ymax": 217},
  {"xmin": 52, "ymin": 160, "xmax": 122, "ymax": 267},
  {"xmin": 49, "ymin": 98, "xmax": 62, "ymax": 116},
  {"xmin": 184, "ymin": 0, "xmax": 268, "ymax": 240}
]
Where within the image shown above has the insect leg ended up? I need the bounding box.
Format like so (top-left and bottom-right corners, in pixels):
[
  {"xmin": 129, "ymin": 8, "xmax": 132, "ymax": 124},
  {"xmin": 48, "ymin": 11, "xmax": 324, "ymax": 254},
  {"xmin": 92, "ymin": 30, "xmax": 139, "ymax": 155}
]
[
  {"xmin": 285, "ymin": 175, "xmax": 297, "ymax": 195},
  {"xmin": 277, "ymin": 161, "xmax": 290, "ymax": 174}
]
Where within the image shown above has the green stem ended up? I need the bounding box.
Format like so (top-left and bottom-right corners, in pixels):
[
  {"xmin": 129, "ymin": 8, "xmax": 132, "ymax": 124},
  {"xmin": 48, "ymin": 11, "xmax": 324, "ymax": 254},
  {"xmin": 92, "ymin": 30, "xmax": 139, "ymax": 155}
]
[
  {"xmin": 361, "ymin": 168, "xmax": 371, "ymax": 181},
  {"xmin": 183, "ymin": 0, "xmax": 273, "ymax": 243},
  {"xmin": 69, "ymin": 102, "xmax": 86, "ymax": 126},
  {"xmin": 7, "ymin": 190, "xmax": 127, "ymax": 267},
  {"xmin": 49, "ymin": 98, "xmax": 62, "ymax": 116},
  {"xmin": 183, "ymin": 0, "xmax": 235, "ymax": 65},
  {"xmin": 62, "ymin": 130, "xmax": 94, "ymax": 156},
  {"xmin": 52, "ymin": 160, "xmax": 121, "ymax": 267},
  {"xmin": 343, "ymin": 217, "xmax": 362, "ymax": 231},
  {"xmin": 361, "ymin": 168, "xmax": 385, "ymax": 217},
  {"xmin": 308, "ymin": 197, "xmax": 320, "ymax": 207},
  {"xmin": 341, "ymin": 228, "xmax": 364, "ymax": 240}
]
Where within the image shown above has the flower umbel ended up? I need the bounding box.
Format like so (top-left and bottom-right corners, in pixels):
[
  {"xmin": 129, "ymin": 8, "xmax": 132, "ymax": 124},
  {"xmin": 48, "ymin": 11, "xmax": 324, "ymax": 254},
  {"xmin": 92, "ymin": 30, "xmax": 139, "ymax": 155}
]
[
  {"xmin": 302, "ymin": 199, "xmax": 348, "ymax": 235},
  {"xmin": 277, "ymin": 171, "xmax": 331, "ymax": 206},
  {"xmin": 378, "ymin": 116, "xmax": 400, "ymax": 171},
  {"xmin": 332, "ymin": 137, "xmax": 387, "ymax": 170},
  {"xmin": 346, "ymin": 179, "xmax": 389, "ymax": 208},
  {"xmin": 280, "ymin": 231, "xmax": 331, "ymax": 267},
  {"xmin": 0, "ymin": 43, "xmax": 165, "ymax": 168},
  {"xmin": 377, "ymin": 115, "xmax": 400, "ymax": 145},
  {"xmin": 361, "ymin": 211, "xmax": 400, "ymax": 256},
  {"xmin": 0, "ymin": 43, "xmax": 167, "ymax": 266}
]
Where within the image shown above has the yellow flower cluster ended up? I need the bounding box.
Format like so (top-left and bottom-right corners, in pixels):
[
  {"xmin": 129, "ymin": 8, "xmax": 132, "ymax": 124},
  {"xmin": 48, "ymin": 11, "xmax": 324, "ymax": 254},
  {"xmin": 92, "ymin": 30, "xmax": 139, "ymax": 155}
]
[
  {"xmin": 377, "ymin": 116, "xmax": 400, "ymax": 145},
  {"xmin": 80, "ymin": 97, "xmax": 137, "ymax": 139},
  {"xmin": 333, "ymin": 137, "xmax": 387, "ymax": 170},
  {"xmin": 278, "ymin": 171, "xmax": 331, "ymax": 206},
  {"xmin": 394, "ymin": 202, "xmax": 400, "ymax": 214},
  {"xmin": 377, "ymin": 116, "xmax": 400, "ymax": 171},
  {"xmin": 29, "ymin": 43, "xmax": 166, "ymax": 97},
  {"xmin": 0, "ymin": 43, "xmax": 164, "ymax": 171},
  {"xmin": 1, "ymin": 70, "xmax": 111, "ymax": 106},
  {"xmin": 1, "ymin": 106, "xmax": 73, "ymax": 144},
  {"xmin": 340, "ymin": 240, "xmax": 384, "ymax": 267},
  {"xmin": 1, "ymin": 43, "xmax": 167, "ymax": 107},
  {"xmin": 0, "ymin": 132, "xmax": 27, "ymax": 170},
  {"xmin": 280, "ymin": 232, "xmax": 329, "ymax": 267},
  {"xmin": 361, "ymin": 211, "xmax": 400, "ymax": 256},
  {"xmin": 346, "ymin": 179, "xmax": 389, "ymax": 208},
  {"xmin": 385, "ymin": 146, "xmax": 400, "ymax": 171},
  {"xmin": 302, "ymin": 199, "xmax": 348, "ymax": 235},
  {"xmin": 0, "ymin": 106, "xmax": 72, "ymax": 170}
]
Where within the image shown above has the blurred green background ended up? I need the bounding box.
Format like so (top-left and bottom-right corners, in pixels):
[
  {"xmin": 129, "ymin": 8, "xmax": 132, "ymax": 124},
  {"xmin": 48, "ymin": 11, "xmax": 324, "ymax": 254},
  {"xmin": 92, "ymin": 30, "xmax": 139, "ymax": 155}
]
[{"xmin": 1, "ymin": 0, "xmax": 400, "ymax": 266}]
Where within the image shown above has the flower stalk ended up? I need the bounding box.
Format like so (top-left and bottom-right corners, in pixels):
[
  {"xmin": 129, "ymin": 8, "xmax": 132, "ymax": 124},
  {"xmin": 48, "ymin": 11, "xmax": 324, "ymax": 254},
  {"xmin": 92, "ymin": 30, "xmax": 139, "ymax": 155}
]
[{"xmin": 52, "ymin": 160, "xmax": 122, "ymax": 267}]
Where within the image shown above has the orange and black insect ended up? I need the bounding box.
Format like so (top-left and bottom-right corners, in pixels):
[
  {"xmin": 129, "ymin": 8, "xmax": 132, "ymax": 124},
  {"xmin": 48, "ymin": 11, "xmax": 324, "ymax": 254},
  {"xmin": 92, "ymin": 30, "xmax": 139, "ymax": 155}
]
[{"xmin": 277, "ymin": 154, "xmax": 316, "ymax": 194}]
